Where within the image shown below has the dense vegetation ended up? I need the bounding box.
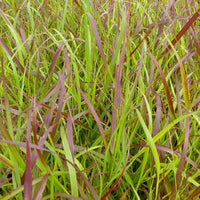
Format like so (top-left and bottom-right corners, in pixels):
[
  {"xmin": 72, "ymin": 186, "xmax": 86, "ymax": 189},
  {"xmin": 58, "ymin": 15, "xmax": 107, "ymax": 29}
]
[{"xmin": 0, "ymin": 0, "xmax": 200, "ymax": 199}]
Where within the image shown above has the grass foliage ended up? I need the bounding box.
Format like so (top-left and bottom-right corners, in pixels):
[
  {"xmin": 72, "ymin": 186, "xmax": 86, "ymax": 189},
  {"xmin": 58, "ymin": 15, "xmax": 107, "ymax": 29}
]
[{"xmin": 0, "ymin": 0, "xmax": 200, "ymax": 199}]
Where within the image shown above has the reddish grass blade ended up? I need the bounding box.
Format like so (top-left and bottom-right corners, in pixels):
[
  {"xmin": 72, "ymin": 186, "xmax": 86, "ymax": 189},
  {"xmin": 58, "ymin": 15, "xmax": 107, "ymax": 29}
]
[
  {"xmin": 110, "ymin": 2, "xmax": 130, "ymax": 143},
  {"xmin": 192, "ymin": 95, "xmax": 200, "ymax": 110},
  {"xmin": 50, "ymin": 77, "xmax": 63, "ymax": 141},
  {"xmin": 156, "ymin": 144, "xmax": 199, "ymax": 169},
  {"xmin": 120, "ymin": 188, "xmax": 131, "ymax": 200},
  {"xmin": 129, "ymin": 27, "xmax": 153, "ymax": 59},
  {"xmin": 21, "ymin": 121, "xmax": 57, "ymax": 184},
  {"xmin": 134, "ymin": 13, "xmax": 141, "ymax": 37},
  {"xmin": 61, "ymin": 159, "xmax": 100, "ymax": 200},
  {"xmin": 169, "ymin": 52, "xmax": 196, "ymax": 77},
  {"xmin": 158, "ymin": 8, "xmax": 200, "ymax": 59},
  {"xmin": 111, "ymin": 7, "xmax": 120, "ymax": 60},
  {"xmin": 45, "ymin": 86, "xmax": 60, "ymax": 128},
  {"xmin": 32, "ymin": 97, "xmax": 51, "ymax": 172},
  {"xmin": 21, "ymin": 90, "xmax": 93, "ymax": 133},
  {"xmin": 19, "ymin": 28, "xmax": 33, "ymax": 55},
  {"xmin": 148, "ymin": 52, "xmax": 176, "ymax": 118},
  {"xmin": 26, "ymin": 106, "xmax": 32, "ymax": 142},
  {"xmin": 152, "ymin": 90, "xmax": 162, "ymax": 136},
  {"xmin": 76, "ymin": 84, "xmax": 107, "ymax": 148},
  {"xmin": 32, "ymin": 173, "xmax": 48, "ymax": 200},
  {"xmin": 164, "ymin": 36, "xmax": 191, "ymax": 109},
  {"xmin": 64, "ymin": 48, "xmax": 71, "ymax": 75},
  {"xmin": 40, "ymin": 42, "xmax": 64, "ymax": 91},
  {"xmin": 0, "ymin": 140, "xmax": 53, "ymax": 153},
  {"xmin": 145, "ymin": 58, "xmax": 155, "ymax": 96},
  {"xmin": 66, "ymin": 111, "xmax": 75, "ymax": 160},
  {"xmin": 175, "ymin": 73, "xmax": 183, "ymax": 128},
  {"xmin": 170, "ymin": 113, "xmax": 191, "ymax": 199},
  {"xmin": 101, "ymin": 147, "xmax": 130, "ymax": 200},
  {"xmin": 31, "ymin": 123, "xmax": 58, "ymax": 168},
  {"xmin": 87, "ymin": 12, "xmax": 108, "ymax": 67},
  {"xmin": 48, "ymin": 42, "xmax": 64, "ymax": 75},
  {"xmin": 77, "ymin": 182, "xmax": 89, "ymax": 200},
  {"xmin": 134, "ymin": 142, "xmax": 199, "ymax": 169},
  {"xmin": 187, "ymin": 186, "xmax": 200, "ymax": 200},
  {"xmin": 23, "ymin": 142, "xmax": 32, "ymax": 200}
]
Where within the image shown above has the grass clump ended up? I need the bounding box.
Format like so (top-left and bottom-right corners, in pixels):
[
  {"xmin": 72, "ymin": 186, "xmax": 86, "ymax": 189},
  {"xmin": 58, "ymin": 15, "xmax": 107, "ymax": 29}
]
[{"xmin": 0, "ymin": 0, "xmax": 200, "ymax": 199}]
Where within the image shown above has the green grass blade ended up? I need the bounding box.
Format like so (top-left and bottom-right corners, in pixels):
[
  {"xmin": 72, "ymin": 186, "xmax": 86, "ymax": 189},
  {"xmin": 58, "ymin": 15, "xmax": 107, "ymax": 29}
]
[
  {"xmin": 136, "ymin": 109, "xmax": 160, "ymax": 199},
  {"xmin": 60, "ymin": 126, "xmax": 78, "ymax": 197}
]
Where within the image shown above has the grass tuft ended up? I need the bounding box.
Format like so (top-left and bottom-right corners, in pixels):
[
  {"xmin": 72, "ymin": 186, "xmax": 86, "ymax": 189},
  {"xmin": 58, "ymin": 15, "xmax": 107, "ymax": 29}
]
[{"xmin": 0, "ymin": 1, "xmax": 199, "ymax": 199}]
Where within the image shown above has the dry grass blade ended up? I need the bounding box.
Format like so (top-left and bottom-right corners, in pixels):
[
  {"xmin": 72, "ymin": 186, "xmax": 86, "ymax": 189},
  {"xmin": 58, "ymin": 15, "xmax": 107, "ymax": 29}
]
[
  {"xmin": 23, "ymin": 142, "xmax": 32, "ymax": 200},
  {"xmin": 148, "ymin": 52, "xmax": 176, "ymax": 118},
  {"xmin": 87, "ymin": 12, "xmax": 108, "ymax": 67},
  {"xmin": 158, "ymin": 8, "xmax": 200, "ymax": 59},
  {"xmin": 76, "ymin": 84, "xmax": 107, "ymax": 148}
]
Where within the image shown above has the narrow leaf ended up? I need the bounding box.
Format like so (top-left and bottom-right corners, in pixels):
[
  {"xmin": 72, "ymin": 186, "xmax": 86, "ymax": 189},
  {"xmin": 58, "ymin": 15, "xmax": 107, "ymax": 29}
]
[
  {"xmin": 101, "ymin": 148, "xmax": 130, "ymax": 200},
  {"xmin": 87, "ymin": 12, "xmax": 107, "ymax": 67},
  {"xmin": 23, "ymin": 142, "xmax": 32, "ymax": 200},
  {"xmin": 163, "ymin": 33, "xmax": 190, "ymax": 108},
  {"xmin": 61, "ymin": 126, "xmax": 78, "ymax": 197},
  {"xmin": 76, "ymin": 85, "xmax": 107, "ymax": 147},
  {"xmin": 159, "ymin": 8, "xmax": 200, "ymax": 59},
  {"xmin": 136, "ymin": 109, "xmax": 160, "ymax": 199},
  {"xmin": 148, "ymin": 52, "xmax": 176, "ymax": 118},
  {"xmin": 187, "ymin": 186, "xmax": 200, "ymax": 200}
]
